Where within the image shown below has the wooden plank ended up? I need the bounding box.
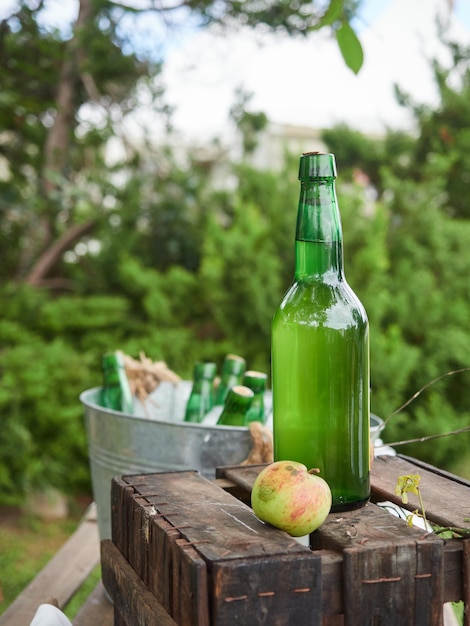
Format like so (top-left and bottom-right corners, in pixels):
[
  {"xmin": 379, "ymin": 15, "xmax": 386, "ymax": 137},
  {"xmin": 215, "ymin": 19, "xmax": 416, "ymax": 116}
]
[
  {"xmin": 130, "ymin": 495, "xmax": 153, "ymax": 584},
  {"xmin": 464, "ymin": 539, "xmax": 470, "ymax": 626},
  {"xmin": 371, "ymin": 455, "xmax": 470, "ymax": 530},
  {"xmin": 341, "ymin": 535, "xmax": 444, "ymax": 626},
  {"xmin": 443, "ymin": 540, "xmax": 464, "ymax": 604},
  {"xmin": 318, "ymin": 550, "xmax": 344, "ymax": 618},
  {"xmin": 147, "ymin": 514, "xmax": 176, "ymax": 615},
  {"xmin": 310, "ymin": 501, "xmax": 431, "ymax": 551},
  {"xmin": 171, "ymin": 537, "xmax": 209, "ymax": 626},
  {"xmin": 111, "ymin": 477, "xmax": 134, "ymax": 559},
  {"xmin": 101, "ymin": 539, "xmax": 178, "ymax": 626},
  {"xmin": 215, "ymin": 463, "xmax": 267, "ymax": 496},
  {"xmin": 414, "ymin": 539, "xmax": 444, "ymax": 626},
  {"xmin": 109, "ymin": 464, "xmax": 467, "ymax": 624},
  {"xmin": 0, "ymin": 504, "xmax": 100, "ymax": 626},
  {"xmin": 211, "ymin": 552, "xmax": 322, "ymax": 626},
  {"xmin": 344, "ymin": 542, "xmax": 416, "ymax": 625},
  {"xmin": 310, "ymin": 502, "xmax": 444, "ymax": 625},
  {"xmin": 316, "ymin": 542, "xmax": 463, "ymax": 616},
  {"xmin": 123, "ymin": 471, "xmax": 311, "ymax": 563},
  {"xmin": 72, "ymin": 580, "xmax": 114, "ymax": 626},
  {"xmin": 398, "ymin": 455, "xmax": 470, "ymax": 488}
]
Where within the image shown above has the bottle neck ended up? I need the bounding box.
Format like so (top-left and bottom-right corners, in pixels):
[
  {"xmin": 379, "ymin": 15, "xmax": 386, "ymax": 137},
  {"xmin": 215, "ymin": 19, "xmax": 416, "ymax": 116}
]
[{"xmin": 295, "ymin": 178, "xmax": 344, "ymax": 279}]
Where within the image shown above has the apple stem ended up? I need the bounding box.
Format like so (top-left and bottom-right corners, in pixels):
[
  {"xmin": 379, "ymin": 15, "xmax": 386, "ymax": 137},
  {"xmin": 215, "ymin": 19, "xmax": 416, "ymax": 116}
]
[{"xmin": 308, "ymin": 468, "xmax": 321, "ymax": 474}]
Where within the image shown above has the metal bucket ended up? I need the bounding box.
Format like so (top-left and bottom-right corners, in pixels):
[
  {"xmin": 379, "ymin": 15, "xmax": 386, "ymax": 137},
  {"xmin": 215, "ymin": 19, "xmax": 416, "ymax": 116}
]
[{"xmin": 80, "ymin": 383, "xmax": 253, "ymax": 541}]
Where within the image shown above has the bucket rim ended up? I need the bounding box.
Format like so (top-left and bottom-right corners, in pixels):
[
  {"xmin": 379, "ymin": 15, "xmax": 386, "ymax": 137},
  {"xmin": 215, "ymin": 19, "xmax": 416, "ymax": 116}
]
[
  {"xmin": 80, "ymin": 386, "xmax": 250, "ymax": 432},
  {"xmin": 370, "ymin": 413, "xmax": 385, "ymax": 433}
]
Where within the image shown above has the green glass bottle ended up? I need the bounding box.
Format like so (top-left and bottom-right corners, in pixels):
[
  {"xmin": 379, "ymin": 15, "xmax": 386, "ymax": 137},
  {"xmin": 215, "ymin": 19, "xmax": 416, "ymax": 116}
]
[
  {"xmin": 214, "ymin": 354, "xmax": 246, "ymax": 406},
  {"xmin": 101, "ymin": 351, "xmax": 134, "ymax": 413},
  {"xmin": 184, "ymin": 361, "xmax": 217, "ymax": 423},
  {"xmin": 216, "ymin": 385, "xmax": 254, "ymax": 427},
  {"xmin": 242, "ymin": 370, "xmax": 268, "ymax": 424},
  {"xmin": 271, "ymin": 152, "xmax": 370, "ymax": 512}
]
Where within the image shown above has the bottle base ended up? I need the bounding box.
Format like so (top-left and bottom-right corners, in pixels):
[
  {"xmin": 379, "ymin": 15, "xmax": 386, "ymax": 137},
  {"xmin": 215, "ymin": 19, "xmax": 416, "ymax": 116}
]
[{"xmin": 330, "ymin": 497, "xmax": 369, "ymax": 513}]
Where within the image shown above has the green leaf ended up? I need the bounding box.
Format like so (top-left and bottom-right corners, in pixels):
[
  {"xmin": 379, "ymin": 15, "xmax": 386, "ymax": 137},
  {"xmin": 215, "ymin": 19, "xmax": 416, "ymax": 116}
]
[
  {"xmin": 336, "ymin": 21, "xmax": 364, "ymax": 74},
  {"xmin": 316, "ymin": 0, "xmax": 344, "ymax": 28}
]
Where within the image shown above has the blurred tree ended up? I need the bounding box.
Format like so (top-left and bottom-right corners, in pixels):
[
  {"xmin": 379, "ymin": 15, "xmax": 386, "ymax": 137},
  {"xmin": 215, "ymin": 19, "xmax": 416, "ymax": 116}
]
[
  {"xmin": 321, "ymin": 38, "xmax": 470, "ymax": 472},
  {"xmin": 394, "ymin": 37, "xmax": 470, "ymax": 218},
  {"xmin": 0, "ymin": 0, "xmax": 363, "ymax": 291},
  {"xmin": 323, "ymin": 34, "xmax": 470, "ymax": 217},
  {"xmin": 230, "ymin": 88, "xmax": 268, "ymax": 156}
]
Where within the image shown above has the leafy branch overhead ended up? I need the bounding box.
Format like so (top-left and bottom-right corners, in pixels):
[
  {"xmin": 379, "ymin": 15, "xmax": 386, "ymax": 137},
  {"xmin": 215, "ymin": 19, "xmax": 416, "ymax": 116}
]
[
  {"xmin": 317, "ymin": 0, "xmax": 364, "ymax": 74},
  {"xmin": 335, "ymin": 20, "xmax": 363, "ymax": 74},
  {"xmin": 202, "ymin": 0, "xmax": 365, "ymax": 73},
  {"xmin": 0, "ymin": 0, "xmax": 362, "ymax": 289}
]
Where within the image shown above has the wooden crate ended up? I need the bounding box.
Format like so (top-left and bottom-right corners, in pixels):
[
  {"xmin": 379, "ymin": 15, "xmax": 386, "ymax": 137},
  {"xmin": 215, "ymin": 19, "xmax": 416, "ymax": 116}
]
[
  {"xmin": 104, "ymin": 470, "xmax": 322, "ymax": 625},
  {"xmin": 101, "ymin": 455, "xmax": 470, "ymax": 626}
]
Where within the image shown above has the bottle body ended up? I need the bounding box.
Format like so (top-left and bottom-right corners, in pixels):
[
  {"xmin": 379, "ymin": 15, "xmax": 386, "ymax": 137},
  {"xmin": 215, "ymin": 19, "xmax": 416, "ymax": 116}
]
[
  {"xmin": 184, "ymin": 362, "xmax": 217, "ymax": 423},
  {"xmin": 272, "ymin": 263, "xmax": 369, "ymax": 509},
  {"xmin": 242, "ymin": 370, "xmax": 268, "ymax": 424},
  {"xmin": 214, "ymin": 354, "xmax": 246, "ymax": 405},
  {"xmin": 217, "ymin": 385, "xmax": 254, "ymax": 426},
  {"xmin": 272, "ymin": 153, "xmax": 370, "ymax": 511},
  {"xmin": 101, "ymin": 351, "xmax": 134, "ymax": 414}
]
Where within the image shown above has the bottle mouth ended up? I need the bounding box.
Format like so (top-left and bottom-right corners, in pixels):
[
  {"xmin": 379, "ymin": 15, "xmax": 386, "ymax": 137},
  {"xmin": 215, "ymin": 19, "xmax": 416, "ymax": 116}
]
[
  {"xmin": 231, "ymin": 385, "xmax": 255, "ymax": 398},
  {"xmin": 299, "ymin": 152, "xmax": 337, "ymax": 180}
]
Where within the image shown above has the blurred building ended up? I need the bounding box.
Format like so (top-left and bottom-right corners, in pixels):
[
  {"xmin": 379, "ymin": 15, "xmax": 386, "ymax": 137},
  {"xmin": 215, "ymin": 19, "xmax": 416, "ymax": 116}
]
[{"xmin": 247, "ymin": 122, "xmax": 328, "ymax": 171}]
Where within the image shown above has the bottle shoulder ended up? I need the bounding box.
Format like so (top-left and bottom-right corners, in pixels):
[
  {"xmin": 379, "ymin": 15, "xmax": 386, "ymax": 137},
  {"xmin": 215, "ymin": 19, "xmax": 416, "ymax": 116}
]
[{"xmin": 274, "ymin": 277, "xmax": 368, "ymax": 328}]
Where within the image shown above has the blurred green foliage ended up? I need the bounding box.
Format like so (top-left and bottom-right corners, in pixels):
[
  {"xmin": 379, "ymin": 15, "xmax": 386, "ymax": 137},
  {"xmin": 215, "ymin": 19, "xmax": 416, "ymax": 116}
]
[
  {"xmin": 1, "ymin": 3, "xmax": 469, "ymax": 504},
  {"xmin": 2, "ymin": 150, "xmax": 470, "ymax": 502}
]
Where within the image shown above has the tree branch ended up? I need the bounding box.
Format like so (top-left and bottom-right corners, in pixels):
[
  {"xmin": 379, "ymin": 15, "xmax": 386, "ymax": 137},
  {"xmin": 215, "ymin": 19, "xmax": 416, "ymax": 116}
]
[
  {"xmin": 43, "ymin": 0, "xmax": 97, "ymax": 189},
  {"xmin": 25, "ymin": 220, "xmax": 97, "ymax": 287}
]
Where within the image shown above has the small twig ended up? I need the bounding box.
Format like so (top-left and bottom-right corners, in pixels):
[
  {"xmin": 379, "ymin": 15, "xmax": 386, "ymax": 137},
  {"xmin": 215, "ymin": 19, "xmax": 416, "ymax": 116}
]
[
  {"xmin": 385, "ymin": 425, "xmax": 470, "ymax": 447},
  {"xmin": 416, "ymin": 485, "xmax": 428, "ymax": 531},
  {"xmin": 384, "ymin": 367, "xmax": 470, "ymax": 426}
]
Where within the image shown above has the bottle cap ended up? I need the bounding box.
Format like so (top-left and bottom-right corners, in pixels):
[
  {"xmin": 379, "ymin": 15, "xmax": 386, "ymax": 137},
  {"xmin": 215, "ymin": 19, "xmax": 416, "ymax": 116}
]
[
  {"xmin": 193, "ymin": 361, "xmax": 217, "ymax": 379},
  {"xmin": 231, "ymin": 385, "xmax": 255, "ymax": 398},
  {"xmin": 102, "ymin": 351, "xmax": 124, "ymax": 370},
  {"xmin": 299, "ymin": 152, "xmax": 336, "ymax": 180},
  {"xmin": 243, "ymin": 371, "xmax": 268, "ymax": 393},
  {"xmin": 221, "ymin": 354, "xmax": 246, "ymax": 376}
]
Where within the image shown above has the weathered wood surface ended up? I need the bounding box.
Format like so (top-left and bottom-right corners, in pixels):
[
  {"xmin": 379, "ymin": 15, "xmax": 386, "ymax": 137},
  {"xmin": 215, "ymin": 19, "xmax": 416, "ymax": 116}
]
[
  {"xmin": 220, "ymin": 455, "xmax": 468, "ymax": 607},
  {"xmin": 7, "ymin": 454, "xmax": 465, "ymax": 626},
  {"xmin": 464, "ymin": 539, "xmax": 470, "ymax": 626},
  {"xmin": 218, "ymin": 455, "xmax": 470, "ymax": 533},
  {"xmin": 101, "ymin": 539, "xmax": 177, "ymax": 626},
  {"xmin": 370, "ymin": 454, "xmax": 470, "ymax": 530},
  {"xmin": 309, "ymin": 502, "xmax": 444, "ymax": 625},
  {"xmin": 0, "ymin": 503, "xmax": 112, "ymax": 626},
  {"xmin": 113, "ymin": 471, "xmax": 323, "ymax": 626},
  {"xmin": 106, "ymin": 455, "xmax": 469, "ymax": 625}
]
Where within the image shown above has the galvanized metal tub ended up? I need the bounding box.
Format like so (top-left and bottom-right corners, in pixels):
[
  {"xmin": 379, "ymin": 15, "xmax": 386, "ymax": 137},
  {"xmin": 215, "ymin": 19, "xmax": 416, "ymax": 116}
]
[{"xmin": 80, "ymin": 383, "xmax": 253, "ymax": 541}]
